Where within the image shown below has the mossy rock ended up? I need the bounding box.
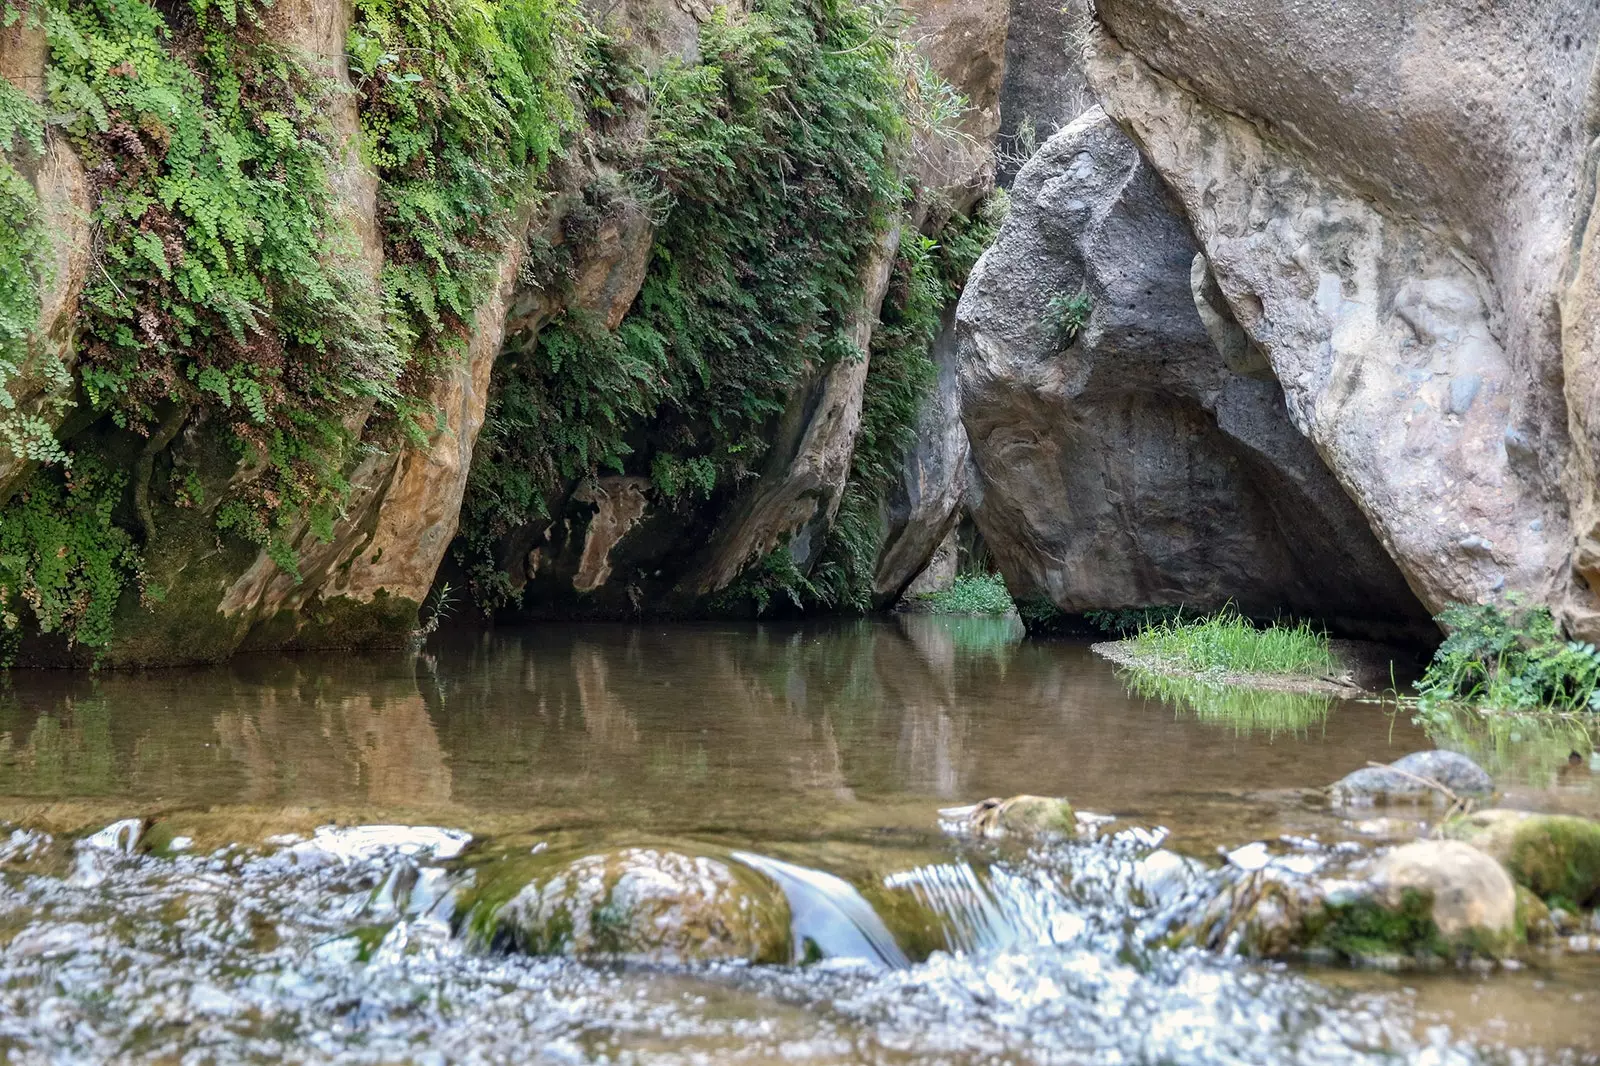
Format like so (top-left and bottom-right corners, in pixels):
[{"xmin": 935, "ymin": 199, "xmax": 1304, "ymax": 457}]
[
  {"xmin": 1445, "ymin": 809, "xmax": 1600, "ymax": 908},
  {"xmin": 1164, "ymin": 840, "xmax": 1521, "ymax": 964},
  {"xmin": 462, "ymin": 845, "xmax": 791, "ymax": 964},
  {"xmin": 950, "ymin": 795, "xmax": 1076, "ymax": 841}
]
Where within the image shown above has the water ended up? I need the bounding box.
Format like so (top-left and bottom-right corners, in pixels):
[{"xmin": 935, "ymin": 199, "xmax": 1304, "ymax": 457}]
[{"xmin": 0, "ymin": 617, "xmax": 1595, "ymax": 1063}]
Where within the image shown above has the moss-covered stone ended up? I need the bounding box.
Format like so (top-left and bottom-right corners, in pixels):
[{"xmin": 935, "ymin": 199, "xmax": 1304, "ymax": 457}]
[
  {"xmin": 952, "ymin": 794, "xmax": 1077, "ymax": 841},
  {"xmin": 460, "ymin": 845, "xmax": 791, "ymax": 964},
  {"xmin": 1446, "ymin": 808, "xmax": 1600, "ymax": 908}
]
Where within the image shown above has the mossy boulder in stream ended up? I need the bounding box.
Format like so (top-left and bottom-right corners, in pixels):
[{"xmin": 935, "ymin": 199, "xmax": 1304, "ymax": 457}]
[
  {"xmin": 943, "ymin": 795, "xmax": 1077, "ymax": 841},
  {"xmin": 1444, "ymin": 809, "xmax": 1600, "ymax": 908},
  {"xmin": 1165, "ymin": 840, "xmax": 1521, "ymax": 964},
  {"xmin": 464, "ymin": 846, "xmax": 791, "ymax": 963}
]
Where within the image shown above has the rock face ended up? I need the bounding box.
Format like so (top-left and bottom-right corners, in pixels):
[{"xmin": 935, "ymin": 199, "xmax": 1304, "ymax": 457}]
[
  {"xmin": 873, "ymin": 309, "xmax": 972, "ymax": 606},
  {"xmin": 0, "ymin": 20, "xmax": 92, "ymax": 500},
  {"xmin": 995, "ymin": 0, "xmax": 1094, "ymax": 182},
  {"xmin": 1085, "ymin": 1, "xmax": 1600, "ymax": 637},
  {"xmin": 956, "ymin": 109, "xmax": 1428, "ymax": 628}
]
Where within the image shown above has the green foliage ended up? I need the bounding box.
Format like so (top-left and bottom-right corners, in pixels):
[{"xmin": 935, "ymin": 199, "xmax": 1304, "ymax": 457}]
[
  {"xmin": 0, "ymin": 458, "xmax": 141, "ymax": 663},
  {"xmin": 348, "ymin": 0, "xmax": 578, "ymax": 374},
  {"xmin": 1045, "ymin": 289, "xmax": 1091, "ymax": 346},
  {"xmin": 0, "ymin": 72, "xmax": 61, "ymax": 467},
  {"xmin": 44, "ymin": 0, "xmax": 393, "ymax": 547},
  {"xmin": 805, "ymin": 199, "xmax": 1004, "ymax": 611},
  {"xmin": 1417, "ymin": 703, "xmax": 1596, "ymax": 789},
  {"xmin": 1122, "ymin": 667, "xmax": 1333, "ymax": 739},
  {"xmin": 462, "ymin": 0, "xmax": 917, "ymax": 608},
  {"xmin": 1307, "ymin": 889, "xmax": 1447, "ymax": 963},
  {"xmin": 1084, "ymin": 605, "xmax": 1189, "ymax": 637},
  {"xmin": 1417, "ymin": 599, "xmax": 1600, "ymax": 714},
  {"xmin": 910, "ymin": 572, "xmax": 1014, "ymax": 616},
  {"xmin": 1128, "ymin": 608, "xmax": 1336, "ymax": 677}
]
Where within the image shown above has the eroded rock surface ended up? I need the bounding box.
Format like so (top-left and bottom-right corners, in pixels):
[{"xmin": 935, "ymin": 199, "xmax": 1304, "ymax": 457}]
[
  {"xmin": 1086, "ymin": 0, "xmax": 1600, "ymax": 636},
  {"xmin": 956, "ymin": 110, "xmax": 1426, "ymax": 628}
]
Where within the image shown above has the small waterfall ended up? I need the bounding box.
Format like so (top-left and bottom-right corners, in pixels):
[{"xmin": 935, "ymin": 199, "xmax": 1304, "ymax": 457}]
[
  {"xmin": 731, "ymin": 851, "xmax": 910, "ymax": 969},
  {"xmin": 883, "ymin": 862, "xmax": 1086, "ymax": 954}
]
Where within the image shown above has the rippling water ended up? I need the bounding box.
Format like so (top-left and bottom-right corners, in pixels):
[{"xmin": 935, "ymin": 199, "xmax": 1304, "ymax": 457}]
[{"xmin": 0, "ymin": 618, "xmax": 1596, "ymax": 1063}]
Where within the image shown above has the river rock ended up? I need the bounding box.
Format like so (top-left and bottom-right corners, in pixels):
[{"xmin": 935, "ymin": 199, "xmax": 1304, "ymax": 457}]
[
  {"xmin": 955, "ymin": 108, "xmax": 1427, "ymax": 631},
  {"xmin": 1445, "ymin": 809, "xmax": 1600, "ymax": 907},
  {"xmin": 944, "ymin": 795, "xmax": 1076, "ymax": 840},
  {"xmin": 1330, "ymin": 751, "xmax": 1494, "ymax": 807},
  {"xmin": 1363, "ymin": 841, "xmax": 1517, "ymax": 943},
  {"xmin": 1086, "ymin": 1, "xmax": 1600, "ymax": 637},
  {"xmin": 1165, "ymin": 839, "xmax": 1520, "ymax": 962},
  {"xmin": 483, "ymin": 847, "xmax": 791, "ymax": 963}
]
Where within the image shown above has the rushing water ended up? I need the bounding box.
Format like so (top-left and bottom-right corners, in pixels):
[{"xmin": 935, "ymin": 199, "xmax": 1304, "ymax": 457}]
[{"xmin": 0, "ymin": 617, "xmax": 1597, "ymax": 1064}]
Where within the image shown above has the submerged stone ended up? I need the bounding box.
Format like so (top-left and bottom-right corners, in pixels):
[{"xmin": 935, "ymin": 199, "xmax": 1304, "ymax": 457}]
[
  {"xmin": 1329, "ymin": 750, "xmax": 1493, "ymax": 806},
  {"xmin": 469, "ymin": 846, "xmax": 791, "ymax": 964},
  {"xmin": 1445, "ymin": 809, "xmax": 1600, "ymax": 908}
]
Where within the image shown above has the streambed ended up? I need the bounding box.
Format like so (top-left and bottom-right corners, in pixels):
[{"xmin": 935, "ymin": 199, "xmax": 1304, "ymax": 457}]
[{"xmin": 0, "ymin": 618, "xmax": 1597, "ymax": 1063}]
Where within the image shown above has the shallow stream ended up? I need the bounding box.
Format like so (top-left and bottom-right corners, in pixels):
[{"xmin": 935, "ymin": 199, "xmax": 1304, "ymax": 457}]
[{"xmin": 0, "ymin": 618, "xmax": 1597, "ymax": 1063}]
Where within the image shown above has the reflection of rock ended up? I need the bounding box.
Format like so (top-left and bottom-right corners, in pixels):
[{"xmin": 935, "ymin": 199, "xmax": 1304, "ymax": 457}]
[
  {"xmin": 478, "ymin": 846, "xmax": 791, "ymax": 963},
  {"xmin": 1446, "ymin": 809, "xmax": 1600, "ymax": 907},
  {"xmin": 1329, "ymin": 751, "xmax": 1493, "ymax": 808}
]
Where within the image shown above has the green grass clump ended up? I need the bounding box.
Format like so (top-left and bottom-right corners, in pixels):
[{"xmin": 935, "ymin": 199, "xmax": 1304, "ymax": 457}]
[
  {"xmin": 1418, "ymin": 599, "xmax": 1600, "ymax": 714},
  {"xmin": 1123, "ymin": 668, "xmax": 1333, "ymax": 739},
  {"xmin": 910, "ymin": 573, "xmax": 1014, "ymax": 616},
  {"xmin": 1128, "ymin": 608, "xmax": 1335, "ymax": 677}
]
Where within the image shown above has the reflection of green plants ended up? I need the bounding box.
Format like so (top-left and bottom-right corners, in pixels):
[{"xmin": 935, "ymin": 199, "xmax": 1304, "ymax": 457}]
[
  {"xmin": 910, "ymin": 573, "xmax": 1013, "ymax": 615},
  {"xmin": 1129, "ymin": 608, "xmax": 1335, "ymax": 677},
  {"xmin": 1415, "ymin": 701, "xmax": 1597, "ymax": 789},
  {"xmin": 1045, "ymin": 289, "xmax": 1091, "ymax": 346},
  {"xmin": 1418, "ymin": 600, "xmax": 1600, "ymax": 714},
  {"xmin": 1124, "ymin": 667, "xmax": 1333, "ymax": 739}
]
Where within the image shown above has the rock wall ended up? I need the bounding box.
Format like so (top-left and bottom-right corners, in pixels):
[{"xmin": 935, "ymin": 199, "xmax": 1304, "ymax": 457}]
[
  {"xmin": 956, "ymin": 109, "xmax": 1428, "ymax": 629},
  {"xmin": 0, "ymin": 0, "xmax": 1012, "ymax": 664},
  {"xmin": 1084, "ymin": 0, "xmax": 1600, "ymax": 636}
]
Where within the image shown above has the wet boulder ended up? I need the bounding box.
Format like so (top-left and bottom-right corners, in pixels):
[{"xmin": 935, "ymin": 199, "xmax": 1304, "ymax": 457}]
[
  {"xmin": 469, "ymin": 846, "xmax": 791, "ymax": 964},
  {"xmin": 1445, "ymin": 809, "xmax": 1600, "ymax": 908},
  {"xmin": 1164, "ymin": 839, "xmax": 1520, "ymax": 964},
  {"xmin": 943, "ymin": 795, "xmax": 1076, "ymax": 841},
  {"xmin": 1329, "ymin": 751, "xmax": 1493, "ymax": 807}
]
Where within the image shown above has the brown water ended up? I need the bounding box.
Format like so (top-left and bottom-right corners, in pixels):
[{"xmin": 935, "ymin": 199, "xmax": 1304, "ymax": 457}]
[{"xmin": 0, "ymin": 617, "xmax": 1596, "ymax": 1064}]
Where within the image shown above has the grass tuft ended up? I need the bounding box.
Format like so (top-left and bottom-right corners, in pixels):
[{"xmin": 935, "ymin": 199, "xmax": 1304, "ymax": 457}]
[
  {"xmin": 1128, "ymin": 608, "xmax": 1335, "ymax": 677},
  {"xmin": 909, "ymin": 573, "xmax": 1014, "ymax": 616}
]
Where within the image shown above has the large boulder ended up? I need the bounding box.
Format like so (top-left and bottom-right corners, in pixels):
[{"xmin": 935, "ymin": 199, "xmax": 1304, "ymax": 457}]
[
  {"xmin": 1446, "ymin": 808, "xmax": 1600, "ymax": 907},
  {"xmin": 472, "ymin": 846, "xmax": 791, "ymax": 964},
  {"xmin": 1165, "ymin": 839, "xmax": 1521, "ymax": 963},
  {"xmin": 1086, "ymin": 1, "xmax": 1600, "ymax": 637},
  {"xmin": 955, "ymin": 109, "xmax": 1427, "ymax": 629}
]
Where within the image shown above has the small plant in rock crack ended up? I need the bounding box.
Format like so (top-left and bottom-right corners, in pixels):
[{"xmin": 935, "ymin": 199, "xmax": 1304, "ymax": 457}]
[{"xmin": 1045, "ymin": 290, "xmax": 1092, "ymax": 347}]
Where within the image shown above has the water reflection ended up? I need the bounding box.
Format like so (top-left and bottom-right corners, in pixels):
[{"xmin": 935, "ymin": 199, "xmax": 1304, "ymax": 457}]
[
  {"xmin": 0, "ymin": 621, "xmax": 1471, "ymax": 846},
  {"xmin": 1120, "ymin": 667, "xmax": 1335, "ymax": 739}
]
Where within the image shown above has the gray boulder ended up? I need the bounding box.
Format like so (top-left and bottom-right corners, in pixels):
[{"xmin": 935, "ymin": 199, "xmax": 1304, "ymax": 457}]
[
  {"xmin": 1330, "ymin": 750, "xmax": 1494, "ymax": 807},
  {"xmin": 955, "ymin": 109, "xmax": 1427, "ymax": 630}
]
